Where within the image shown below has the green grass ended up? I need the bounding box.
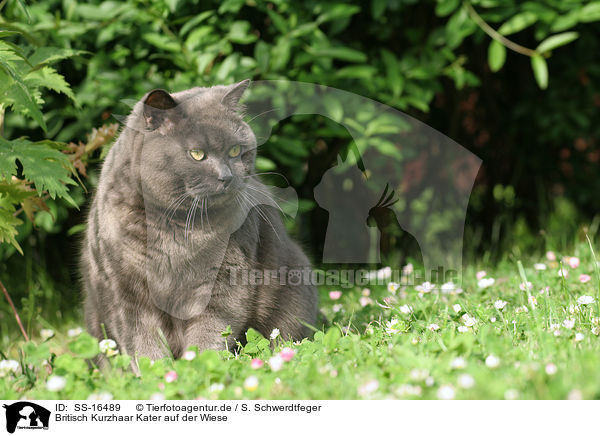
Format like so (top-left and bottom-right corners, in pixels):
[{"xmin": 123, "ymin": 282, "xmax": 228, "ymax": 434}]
[{"xmin": 2, "ymin": 243, "xmax": 600, "ymax": 400}]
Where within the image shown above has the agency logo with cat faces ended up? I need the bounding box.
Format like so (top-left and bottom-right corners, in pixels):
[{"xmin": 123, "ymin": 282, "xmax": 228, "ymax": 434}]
[
  {"xmin": 2, "ymin": 402, "xmax": 50, "ymax": 433},
  {"xmin": 114, "ymin": 80, "xmax": 480, "ymax": 318}
]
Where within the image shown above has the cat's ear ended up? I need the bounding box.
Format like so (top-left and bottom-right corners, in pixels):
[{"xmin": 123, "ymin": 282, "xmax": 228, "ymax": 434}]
[
  {"xmin": 221, "ymin": 79, "xmax": 250, "ymax": 109},
  {"xmin": 143, "ymin": 89, "xmax": 178, "ymax": 132}
]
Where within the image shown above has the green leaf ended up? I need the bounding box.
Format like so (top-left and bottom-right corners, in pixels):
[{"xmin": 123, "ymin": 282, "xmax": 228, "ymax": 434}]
[
  {"xmin": 142, "ymin": 33, "xmax": 181, "ymax": 53},
  {"xmin": 435, "ymin": 0, "xmax": 460, "ymax": 17},
  {"xmin": 334, "ymin": 65, "xmax": 378, "ymax": 79},
  {"xmin": 68, "ymin": 332, "xmax": 100, "ymax": 359},
  {"xmin": 0, "ymin": 137, "xmax": 76, "ymax": 200},
  {"xmin": 0, "ymin": 49, "xmax": 46, "ymax": 131},
  {"xmin": 323, "ymin": 327, "xmax": 341, "ymax": 351},
  {"xmin": 536, "ymin": 32, "xmax": 579, "ymax": 54},
  {"xmin": 579, "ymin": 2, "xmax": 600, "ymax": 23},
  {"xmin": 227, "ymin": 21, "xmax": 257, "ymax": 44},
  {"xmin": 308, "ymin": 46, "xmax": 367, "ymax": 63},
  {"xmin": 488, "ymin": 40, "xmax": 506, "ymax": 72},
  {"xmin": 25, "ymin": 66, "xmax": 77, "ymax": 104},
  {"xmin": 498, "ymin": 12, "xmax": 537, "ymax": 35},
  {"xmin": 28, "ymin": 47, "xmax": 86, "ymax": 67},
  {"xmin": 0, "ymin": 200, "xmax": 23, "ymax": 254},
  {"xmin": 531, "ymin": 54, "xmax": 548, "ymax": 89}
]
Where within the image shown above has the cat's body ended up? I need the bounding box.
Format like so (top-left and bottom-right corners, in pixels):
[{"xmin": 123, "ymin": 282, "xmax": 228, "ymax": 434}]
[{"xmin": 81, "ymin": 81, "xmax": 317, "ymax": 360}]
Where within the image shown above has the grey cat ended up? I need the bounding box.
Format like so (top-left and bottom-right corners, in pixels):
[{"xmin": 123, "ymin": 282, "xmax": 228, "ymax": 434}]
[{"xmin": 80, "ymin": 80, "xmax": 318, "ymax": 362}]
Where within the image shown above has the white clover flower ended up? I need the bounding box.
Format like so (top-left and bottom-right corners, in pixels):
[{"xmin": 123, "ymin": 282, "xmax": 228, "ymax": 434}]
[
  {"xmin": 485, "ymin": 355, "xmax": 500, "ymax": 368},
  {"xmin": 461, "ymin": 314, "xmax": 477, "ymax": 327},
  {"xmin": 477, "ymin": 278, "xmax": 495, "ymax": 289},
  {"xmin": 0, "ymin": 360, "xmax": 20, "ymax": 377},
  {"xmin": 441, "ymin": 282, "xmax": 455, "ymax": 293},
  {"xmin": 395, "ymin": 384, "xmax": 422, "ymax": 397},
  {"xmin": 534, "ymin": 263, "xmax": 547, "ymax": 271},
  {"xmin": 88, "ymin": 391, "xmax": 113, "ymax": 400},
  {"xmin": 558, "ymin": 268, "xmax": 569, "ymax": 278},
  {"xmin": 504, "ymin": 389, "xmax": 519, "ymax": 400},
  {"xmin": 409, "ymin": 368, "xmax": 429, "ymax": 381},
  {"xmin": 528, "ymin": 296, "xmax": 538, "ymax": 306},
  {"xmin": 457, "ymin": 374, "xmax": 475, "ymax": 389},
  {"xmin": 567, "ymin": 389, "xmax": 583, "ymax": 400},
  {"xmin": 457, "ymin": 326, "xmax": 469, "ymax": 333},
  {"xmin": 243, "ymin": 376, "xmax": 259, "ymax": 391},
  {"xmin": 494, "ymin": 300, "xmax": 508, "ymax": 310},
  {"xmin": 40, "ymin": 329, "xmax": 54, "ymax": 341},
  {"xmin": 332, "ymin": 304, "xmax": 343, "ymax": 313},
  {"xmin": 358, "ymin": 379, "xmax": 379, "ymax": 396},
  {"xmin": 591, "ymin": 317, "xmax": 600, "ymax": 326},
  {"xmin": 516, "ymin": 305, "xmax": 529, "ymax": 313},
  {"xmin": 182, "ymin": 350, "xmax": 196, "ymax": 361},
  {"xmin": 399, "ymin": 304, "xmax": 413, "ymax": 314},
  {"xmin": 67, "ymin": 327, "xmax": 83, "ymax": 338},
  {"xmin": 452, "ymin": 304, "xmax": 462, "ymax": 313},
  {"xmin": 367, "ymin": 266, "xmax": 392, "ymax": 281},
  {"xmin": 592, "ymin": 326, "xmax": 600, "ymax": 336},
  {"xmin": 385, "ymin": 319, "xmax": 402, "ymax": 335},
  {"xmin": 269, "ymin": 328, "xmax": 280, "ymax": 340},
  {"xmin": 402, "ymin": 263, "xmax": 414, "ymax": 275},
  {"xmin": 568, "ymin": 304, "xmax": 580, "ymax": 314},
  {"xmin": 268, "ymin": 355, "xmax": 284, "ymax": 372},
  {"xmin": 46, "ymin": 375, "xmax": 66, "ymax": 392},
  {"xmin": 562, "ymin": 319, "xmax": 575, "ymax": 329},
  {"xmin": 416, "ymin": 282, "xmax": 435, "ymax": 294},
  {"xmin": 450, "ymin": 357, "xmax": 467, "ymax": 370},
  {"xmin": 427, "ymin": 323, "xmax": 440, "ymax": 332},
  {"xmin": 575, "ymin": 332, "xmax": 585, "ymax": 342},
  {"xmin": 425, "ymin": 376, "xmax": 435, "ymax": 387},
  {"xmin": 209, "ymin": 383, "xmax": 225, "ymax": 393},
  {"xmin": 577, "ymin": 295, "xmax": 595, "ymax": 305},
  {"xmin": 99, "ymin": 339, "xmax": 118, "ymax": 356},
  {"xmin": 545, "ymin": 363, "xmax": 557, "ymax": 375},
  {"xmin": 549, "ymin": 323, "xmax": 561, "ymax": 337},
  {"xmin": 437, "ymin": 385, "xmax": 455, "ymax": 400},
  {"xmin": 519, "ymin": 281, "xmax": 533, "ymax": 291},
  {"xmin": 387, "ymin": 282, "xmax": 399, "ymax": 294}
]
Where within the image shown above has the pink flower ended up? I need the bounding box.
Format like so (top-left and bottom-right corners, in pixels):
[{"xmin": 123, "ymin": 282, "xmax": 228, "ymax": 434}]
[
  {"xmin": 329, "ymin": 291, "xmax": 342, "ymax": 300},
  {"xmin": 359, "ymin": 296, "xmax": 371, "ymax": 307},
  {"xmin": 568, "ymin": 257, "xmax": 580, "ymax": 269},
  {"xmin": 250, "ymin": 358, "xmax": 264, "ymax": 369},
  {"xmin": 165, "ymin": 371, "xmax": 177, "ymax": 383},
  {"xmin": 579, "ymin": 274, "xmax": 592, "ymax": 284},
  {"xmin": 476, "ymin": 271, "xmax": 486, "ymax": 280},
  {"xmin": 279, "ymin": 347, "xmax": 295, "ymax": 362},
  {"xmin": 546, "ymin": 251, "xmax": 556, "ymax": 261}
]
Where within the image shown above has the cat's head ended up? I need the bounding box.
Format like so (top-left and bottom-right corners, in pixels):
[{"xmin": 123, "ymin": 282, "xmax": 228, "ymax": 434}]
[{"xmin": 136, "ymin": 80, "xmax": 256, "ymax": 211}]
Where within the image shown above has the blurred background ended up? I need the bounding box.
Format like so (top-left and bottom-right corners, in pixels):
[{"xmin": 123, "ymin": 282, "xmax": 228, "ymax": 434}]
[{"xmin": 0, "ymin": 0, "xmax": 599, "ymax": 340}]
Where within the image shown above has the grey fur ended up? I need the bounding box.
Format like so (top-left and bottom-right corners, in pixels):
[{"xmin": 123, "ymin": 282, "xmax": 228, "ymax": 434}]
[{"xmin": 80, "ymin": 81, "xmax": 318, "ymax": 363}]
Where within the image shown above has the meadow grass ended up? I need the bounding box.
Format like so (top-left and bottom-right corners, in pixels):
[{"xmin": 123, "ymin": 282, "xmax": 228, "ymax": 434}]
[{"xmin": 1, "ymin": 242, "xmax": 600, "ymax": 400}]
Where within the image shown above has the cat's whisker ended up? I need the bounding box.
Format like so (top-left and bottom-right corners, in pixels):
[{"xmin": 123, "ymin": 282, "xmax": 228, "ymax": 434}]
[
  {"xmin": 244, "ymin": 185, "xmax": 287, "ymax": 215},
  {"xmin": 184, "ymin": 198, "xmax": 197, "ymax": 241},
  {"xmin": 241, "ymin": 172, "xmax": 290, "ymax": 185},
  {"xmin": 246, "ymin": 107, "xmax": 283, "ymax": 124},
  {"xmin": 190, "ymin": 197, "xmax": 200, "ymax": 236},
  {"xmin": 204, "ymin": 197, "xmax": 211, "ymax": 231},
  {"xmin": 240, "ymin": 191, "xmax": 281, "ymax": 241}
]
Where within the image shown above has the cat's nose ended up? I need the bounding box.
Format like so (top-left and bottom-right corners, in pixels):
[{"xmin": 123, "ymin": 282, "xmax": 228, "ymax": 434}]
[{"xmin": 218, "ymin": 173, "xmax": 233, "ymax": 187}]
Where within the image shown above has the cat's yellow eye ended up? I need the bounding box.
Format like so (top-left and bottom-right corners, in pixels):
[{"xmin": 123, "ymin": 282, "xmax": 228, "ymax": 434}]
[
  {"xmin": 189, "ymin": 150, "xmax": 205, "ymax": 161},
  {"xmin": 228, "ymin": 145, "xmax": 241, "ymax": 158}
]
